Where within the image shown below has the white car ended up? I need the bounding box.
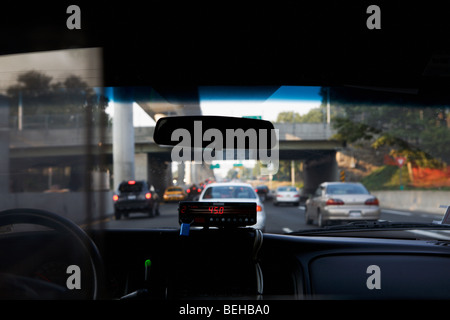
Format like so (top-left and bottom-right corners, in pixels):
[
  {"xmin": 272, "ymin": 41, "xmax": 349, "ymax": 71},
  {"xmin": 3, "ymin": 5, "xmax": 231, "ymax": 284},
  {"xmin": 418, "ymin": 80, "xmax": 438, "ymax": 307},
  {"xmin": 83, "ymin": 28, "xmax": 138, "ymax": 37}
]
[
  {"xmin": 273, "ymin": 186, "xmax": 301, "ymax": 206},
  {"xmin": 198, "ymin": 182, "xmax": 266, "ymax": 230},
  {"xmin": 305, "ymin": 182, "xmax": 381, "ymax": 227}
]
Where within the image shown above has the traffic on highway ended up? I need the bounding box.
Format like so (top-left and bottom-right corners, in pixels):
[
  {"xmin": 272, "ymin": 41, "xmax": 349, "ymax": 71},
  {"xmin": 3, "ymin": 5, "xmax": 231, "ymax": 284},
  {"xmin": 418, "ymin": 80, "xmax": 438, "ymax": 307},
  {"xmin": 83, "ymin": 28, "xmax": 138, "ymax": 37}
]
[{"xmin": 98, "ymin": 188, "xmax": 446, "ymax": 234}]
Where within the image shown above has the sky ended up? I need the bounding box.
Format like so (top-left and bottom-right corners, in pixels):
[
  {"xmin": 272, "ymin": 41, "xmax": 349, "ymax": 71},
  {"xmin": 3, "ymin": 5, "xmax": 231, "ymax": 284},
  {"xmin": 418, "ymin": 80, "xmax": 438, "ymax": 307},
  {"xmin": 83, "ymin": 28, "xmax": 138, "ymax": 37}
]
[
  {"xmin": 129, "ymin": 86, "xmax": 323, "ymax": 126},
  {"xmin": 199, "ymin": 86, "xmax": 322, "ymax": 121}
]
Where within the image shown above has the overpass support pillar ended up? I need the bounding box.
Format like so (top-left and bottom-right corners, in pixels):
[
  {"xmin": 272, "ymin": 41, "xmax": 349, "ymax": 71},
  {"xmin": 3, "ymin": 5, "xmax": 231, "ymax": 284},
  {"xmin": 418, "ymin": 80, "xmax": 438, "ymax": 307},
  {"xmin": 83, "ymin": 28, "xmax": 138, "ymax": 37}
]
[
  {"xmin": 135, "ymin": 153, "xmax": 148, "ymax": 181},
  {"xmin": 176, "ymin": 162, "xmax": 185, "ymax": 186},
  {"xmin": 112, "ymin": 88, "xmax": 135, "ymax": 190},
  {"xmin": 303, "ymin": 151, "xmax": 338, "ymax": 195}
]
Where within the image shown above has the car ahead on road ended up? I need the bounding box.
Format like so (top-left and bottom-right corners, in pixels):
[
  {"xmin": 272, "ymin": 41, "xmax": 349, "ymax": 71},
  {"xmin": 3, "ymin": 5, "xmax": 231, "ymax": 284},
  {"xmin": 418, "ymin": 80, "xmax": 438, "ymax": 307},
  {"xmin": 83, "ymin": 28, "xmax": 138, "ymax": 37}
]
[
  {"xmin": 305, "ymin": 182, "xmax": 380, "ymax": 227},
  {"xmin": 113, "ymin": 180, "xmax": 160, "ymax": 219},
  {"xmin": 185, "ymin": 184, "xmax": 203, "ymax": 201},
  {"xmin": 163, "ymin": 186, "xmax": 187, "ymax": 202},
  {"xmin": 198, "ymin": 182, "xmax": 266, "ymax": 230},
  {"xmin": 273, "ymin": 186, "xmax": 301, "ymax": 206},
  {"xmin": 255, "ymin": 185, "xmax": 271, "ymax": 202}
]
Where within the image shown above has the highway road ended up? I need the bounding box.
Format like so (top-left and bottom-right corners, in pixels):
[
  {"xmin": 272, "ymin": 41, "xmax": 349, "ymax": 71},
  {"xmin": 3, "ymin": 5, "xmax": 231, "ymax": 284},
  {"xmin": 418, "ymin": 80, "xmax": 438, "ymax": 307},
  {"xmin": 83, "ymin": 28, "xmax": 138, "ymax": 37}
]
[{"xmin": 89, "ymin": 200, "xmax": 445, "ymax": 233}]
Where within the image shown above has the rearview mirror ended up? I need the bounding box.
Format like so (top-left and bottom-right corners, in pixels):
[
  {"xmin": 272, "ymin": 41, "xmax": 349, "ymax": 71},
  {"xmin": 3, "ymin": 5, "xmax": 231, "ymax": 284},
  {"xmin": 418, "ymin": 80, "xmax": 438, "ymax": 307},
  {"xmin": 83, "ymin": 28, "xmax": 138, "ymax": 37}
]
[
  {"xmin": 153, "ymin": 116, "xmax": 276, "ymax": 147},
  {"xmin": 153, "ymin": 116, "xmax": 279, "ymax": 174}
]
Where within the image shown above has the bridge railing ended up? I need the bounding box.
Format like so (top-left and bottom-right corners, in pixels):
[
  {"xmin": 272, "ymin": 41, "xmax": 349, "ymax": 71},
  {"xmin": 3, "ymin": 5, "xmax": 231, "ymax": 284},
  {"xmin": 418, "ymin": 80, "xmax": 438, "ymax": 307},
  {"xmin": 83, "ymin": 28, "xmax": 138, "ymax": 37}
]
[
  {"xmin": 8, "ymin": 116, "xmax": 336, "ymax": 147},
  {"xmin": 9, "ymin": 113, "xmax": 111, "ymax": 130},
  {"xmin": 274, "ymin": 122, "xmax": 336, "ymax": 140}
]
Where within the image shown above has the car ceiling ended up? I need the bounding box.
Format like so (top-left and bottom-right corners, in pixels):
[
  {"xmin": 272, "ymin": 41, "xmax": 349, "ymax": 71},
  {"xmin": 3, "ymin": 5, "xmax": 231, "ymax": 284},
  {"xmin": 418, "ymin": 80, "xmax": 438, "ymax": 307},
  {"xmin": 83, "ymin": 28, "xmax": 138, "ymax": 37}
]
[{"xmin": 1, "ymin": 2, "xmax": 450, "ymax": 104}]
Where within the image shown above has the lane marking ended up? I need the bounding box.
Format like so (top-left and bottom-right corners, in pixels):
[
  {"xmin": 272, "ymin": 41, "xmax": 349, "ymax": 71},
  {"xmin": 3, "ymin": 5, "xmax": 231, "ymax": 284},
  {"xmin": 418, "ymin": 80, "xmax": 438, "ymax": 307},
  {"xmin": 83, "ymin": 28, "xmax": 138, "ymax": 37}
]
[
  {"xmin": 382, "ymin": 209, "xmax": 412, "ymax": 216},
  {"xmin": 383, "ymin": 209, "xmax": 444, "ymax": 219}
]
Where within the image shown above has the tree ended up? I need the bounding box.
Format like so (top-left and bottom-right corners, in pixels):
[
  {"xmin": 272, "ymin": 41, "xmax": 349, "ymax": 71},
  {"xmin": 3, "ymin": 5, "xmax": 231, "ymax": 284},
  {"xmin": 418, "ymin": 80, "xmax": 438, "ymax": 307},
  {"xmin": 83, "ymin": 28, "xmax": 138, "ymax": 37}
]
[
  {"xmin": 276, "ymin": 111, "xmax": 302, "ymax": 123},
  {"xmin": 276, "ymin": 108, "xmax": 325, "ymax": 123},
  {"xmin": 328, "ymin": 89, "xmax": 450, "ymax": 168},
  {"xmin": 6, "ymin": 70, "xmax": 109, "ymax": 123},
  {"xmin": 7, "ymin": 71, "xmax": 53, "ymax": 97},
  {"xmin": 226, "ymin": 169, "xmax": 239, "ymax": 180},
  {"xmin": 299, "ymin": 108, "xmax": 324, "ymax": 123}
]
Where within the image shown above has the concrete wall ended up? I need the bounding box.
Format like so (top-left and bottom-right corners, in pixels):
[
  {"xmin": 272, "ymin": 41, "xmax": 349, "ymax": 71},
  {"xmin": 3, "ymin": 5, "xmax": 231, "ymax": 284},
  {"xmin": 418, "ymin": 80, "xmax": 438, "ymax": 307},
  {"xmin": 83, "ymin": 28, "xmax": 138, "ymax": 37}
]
[
  {"xmin": 372, "ymin": 190, "xmax": 450, "ymax": 215},
  {"xmin": 0, "ymin": 191, "xmax": 113, "ymax": 225}
]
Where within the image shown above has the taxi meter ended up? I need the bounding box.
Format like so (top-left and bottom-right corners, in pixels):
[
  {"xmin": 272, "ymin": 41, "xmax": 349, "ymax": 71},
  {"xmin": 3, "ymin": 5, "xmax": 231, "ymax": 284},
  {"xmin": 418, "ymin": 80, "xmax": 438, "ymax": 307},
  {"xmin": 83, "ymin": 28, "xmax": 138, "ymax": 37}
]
[{"xmin": 178, "ymin": 201, "xmax": 257, "ymax": 229}]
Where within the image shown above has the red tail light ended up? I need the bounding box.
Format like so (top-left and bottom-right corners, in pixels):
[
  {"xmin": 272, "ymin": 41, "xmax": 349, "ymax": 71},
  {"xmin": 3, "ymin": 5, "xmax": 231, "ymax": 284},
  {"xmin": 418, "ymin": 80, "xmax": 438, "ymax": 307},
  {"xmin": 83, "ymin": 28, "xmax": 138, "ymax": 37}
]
[
  {"xmin": 145, "ymin": 193, "xmax": 152, "ymax": 199},
  {"xmin": 187, "ymin": 189, "xmax": 191, "ymax": 193},
  {"xmin": 197, "ymin": 188, "xmax": 202, "ymax": 193},
  {"xmin": 326, "ymin": 198, "xmax": 344, "ymax": 205},
  {"xmin": 128, "ymin": 180, "xmax": 136, "ymax": 185},
  {"xmin": 113, "ymin": 195, "xmax": 119, "ymax": 201},
  {"xmin": 365, "ymin": 198, "xmax": 379, "ymax": 206},
  {"xmin": 257, "ymin": 205, "xmax": 263, "ymax": 212}
]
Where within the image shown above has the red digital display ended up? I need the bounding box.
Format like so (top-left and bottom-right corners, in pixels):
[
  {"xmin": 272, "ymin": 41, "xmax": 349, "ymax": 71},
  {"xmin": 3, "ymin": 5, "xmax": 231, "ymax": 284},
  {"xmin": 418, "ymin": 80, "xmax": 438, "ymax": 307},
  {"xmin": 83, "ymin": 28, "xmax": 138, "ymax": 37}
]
[
  {"xmin": 178, "ymin": 201, "xmax": 257, "ymax": 227},
  {"xmin": 208, "ymin": 206, "xmax": 224, "ymax": 214}
]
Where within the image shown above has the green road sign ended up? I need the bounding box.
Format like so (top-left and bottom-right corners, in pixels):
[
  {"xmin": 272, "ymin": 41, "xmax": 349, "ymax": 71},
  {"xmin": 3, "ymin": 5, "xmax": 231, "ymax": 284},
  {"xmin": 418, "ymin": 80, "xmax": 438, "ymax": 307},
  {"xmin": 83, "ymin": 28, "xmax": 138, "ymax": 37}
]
[{"xmin": 243, "ymin": 115, "xmax": 262, "ymax": 120}]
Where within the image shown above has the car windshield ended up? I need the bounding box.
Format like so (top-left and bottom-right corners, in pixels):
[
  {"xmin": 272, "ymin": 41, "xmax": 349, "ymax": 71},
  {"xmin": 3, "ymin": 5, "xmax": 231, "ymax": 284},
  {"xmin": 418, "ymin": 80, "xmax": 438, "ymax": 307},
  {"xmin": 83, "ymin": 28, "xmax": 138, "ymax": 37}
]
[
  {"xmin": 167, "ymin": 187, "xmax": 182, "ymax": 192},
  {"xmin": 0, "ymin": 46, "xmax": 449, "ymax": 235},
  {"xmin": 326, "ymin": 184, "xmax": 369, "ymax": 195},
  {"xmin": 118, "ymin": 182, "xmax": 145, "ymax": 193},
  {"xmin": 278, "ymin": 187, "xmax": 297, "ymax": 192},
  {"xmin": 203, "ymin": 186, "xmax": 257, "ymax": 199}
]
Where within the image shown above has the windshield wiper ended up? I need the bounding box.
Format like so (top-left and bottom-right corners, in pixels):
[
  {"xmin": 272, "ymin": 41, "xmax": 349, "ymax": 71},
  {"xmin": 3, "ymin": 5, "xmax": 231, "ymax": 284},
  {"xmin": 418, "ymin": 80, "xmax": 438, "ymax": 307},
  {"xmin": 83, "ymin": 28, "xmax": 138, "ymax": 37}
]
[{"xmin": 289, "ymin": 220, "xmax": 450, "ymax": 235}]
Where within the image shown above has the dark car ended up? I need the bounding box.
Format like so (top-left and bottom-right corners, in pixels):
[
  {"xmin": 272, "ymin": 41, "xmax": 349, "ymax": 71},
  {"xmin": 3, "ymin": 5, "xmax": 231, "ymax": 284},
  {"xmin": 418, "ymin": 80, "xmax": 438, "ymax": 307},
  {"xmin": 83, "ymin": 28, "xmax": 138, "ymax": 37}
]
[
  {"xmin": 185, "ymin": 184, "xmax": 203, "ymax": 201},
  {"xmin": 113, "ymin": 180, "xmax": 160, "ymax": 219},
  {"xmin": 255, "ymin": 185, "xmax": 270, "ymax": 201}
]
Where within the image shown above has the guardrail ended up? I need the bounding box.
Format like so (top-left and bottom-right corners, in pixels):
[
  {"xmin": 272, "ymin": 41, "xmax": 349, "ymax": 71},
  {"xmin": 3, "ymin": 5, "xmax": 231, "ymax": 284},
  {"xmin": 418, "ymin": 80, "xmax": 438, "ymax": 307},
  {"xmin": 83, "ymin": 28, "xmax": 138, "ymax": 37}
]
[
  {"xmin": 9, "ymin": 117, "xmax": 334, "ymax": 144},
  {"xmin": 372, "ymin": 190, "xmax": 450, "ymax": 215},
  {"xmin": 10, "ymin": 114, "xmax": 111, "ymax": 130}
]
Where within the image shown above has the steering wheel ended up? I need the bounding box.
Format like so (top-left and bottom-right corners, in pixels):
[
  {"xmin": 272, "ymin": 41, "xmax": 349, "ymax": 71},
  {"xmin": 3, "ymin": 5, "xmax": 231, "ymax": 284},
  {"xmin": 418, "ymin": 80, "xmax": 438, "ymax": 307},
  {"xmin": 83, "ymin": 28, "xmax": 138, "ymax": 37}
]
[{"xmin": 0, "ymin": 208, "xmax": 104, "ymax": 300}]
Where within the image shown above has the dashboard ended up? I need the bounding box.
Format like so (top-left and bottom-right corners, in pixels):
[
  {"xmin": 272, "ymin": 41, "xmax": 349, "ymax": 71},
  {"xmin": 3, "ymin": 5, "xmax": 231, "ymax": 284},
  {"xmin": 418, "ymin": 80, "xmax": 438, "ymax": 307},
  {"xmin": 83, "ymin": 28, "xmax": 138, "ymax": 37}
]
[
  {"xmin": 2, "ymin": 228, "xmax": 450, "ymax": 300},
  {"xmin": 91, "ymin": 229, "xmax": 450, "ymax": 300}
]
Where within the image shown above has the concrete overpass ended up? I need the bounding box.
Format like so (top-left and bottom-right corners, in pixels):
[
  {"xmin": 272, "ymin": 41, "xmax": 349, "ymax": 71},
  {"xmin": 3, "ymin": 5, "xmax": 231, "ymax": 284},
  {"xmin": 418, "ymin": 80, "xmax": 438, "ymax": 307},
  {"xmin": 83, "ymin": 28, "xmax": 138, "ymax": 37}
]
[
  {"xmin": 8, "ymin": 120, "xmax": 344, "ymax": 195},
  {"xmin": 108, "ymin": 87, "xmax": 203, "ymax": 192},
  {"xmin": 4, "ymin": 83, "xmax": 346, "ymax": 196}
]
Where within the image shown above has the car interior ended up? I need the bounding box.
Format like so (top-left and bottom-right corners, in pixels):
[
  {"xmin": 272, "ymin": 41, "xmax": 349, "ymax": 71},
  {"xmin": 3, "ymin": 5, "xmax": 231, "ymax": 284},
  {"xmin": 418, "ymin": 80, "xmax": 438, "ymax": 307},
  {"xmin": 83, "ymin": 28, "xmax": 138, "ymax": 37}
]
[{"xmin": 1, "ymin": 2, "xmax": 450, "ymax": 314}]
